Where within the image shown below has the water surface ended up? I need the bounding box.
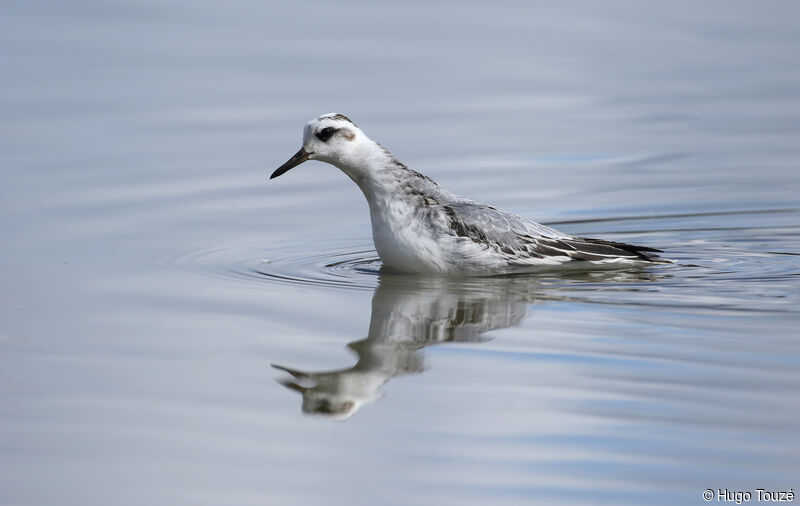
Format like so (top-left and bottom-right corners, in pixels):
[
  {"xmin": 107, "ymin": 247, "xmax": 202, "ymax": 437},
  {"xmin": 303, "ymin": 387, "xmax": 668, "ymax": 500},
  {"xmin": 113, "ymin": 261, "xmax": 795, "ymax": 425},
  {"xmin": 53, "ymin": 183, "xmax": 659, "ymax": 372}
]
[{"xmin": 2, "ymin": 1, "xmax": 799, "ymax": 505}]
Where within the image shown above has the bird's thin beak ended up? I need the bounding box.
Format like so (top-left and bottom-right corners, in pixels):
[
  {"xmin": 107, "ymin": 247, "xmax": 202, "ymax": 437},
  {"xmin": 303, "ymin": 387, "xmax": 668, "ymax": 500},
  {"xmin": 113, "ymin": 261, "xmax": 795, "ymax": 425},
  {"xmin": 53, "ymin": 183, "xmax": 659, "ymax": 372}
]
[{"xmin": 270, "ymin": 147, "xmax": 310, "ymax": 179}]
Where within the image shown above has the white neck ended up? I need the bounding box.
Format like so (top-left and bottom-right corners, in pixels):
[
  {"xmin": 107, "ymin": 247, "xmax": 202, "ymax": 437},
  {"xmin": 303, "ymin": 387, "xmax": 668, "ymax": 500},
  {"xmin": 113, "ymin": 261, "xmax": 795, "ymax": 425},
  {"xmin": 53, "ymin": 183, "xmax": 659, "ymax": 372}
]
[{"xmin": 328, "ymin": 137, "xmax": 405, "ymax": 200}]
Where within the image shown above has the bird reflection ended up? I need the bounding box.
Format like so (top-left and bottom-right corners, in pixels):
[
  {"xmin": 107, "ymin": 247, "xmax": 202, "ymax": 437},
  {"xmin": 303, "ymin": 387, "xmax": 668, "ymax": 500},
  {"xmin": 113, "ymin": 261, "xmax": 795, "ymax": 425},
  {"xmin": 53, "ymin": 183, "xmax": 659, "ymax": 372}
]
[{"xmin": 273, "ymin": 269, "xmax": 662, "ymax": 420}]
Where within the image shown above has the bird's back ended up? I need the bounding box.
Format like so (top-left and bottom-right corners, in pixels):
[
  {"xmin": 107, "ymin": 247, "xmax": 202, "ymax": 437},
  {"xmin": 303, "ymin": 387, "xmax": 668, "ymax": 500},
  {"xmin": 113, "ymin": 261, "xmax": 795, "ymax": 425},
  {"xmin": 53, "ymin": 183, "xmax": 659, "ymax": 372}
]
[{"xmin": 370, "ymin": 168, "xmax": 663, "ymax": 273}]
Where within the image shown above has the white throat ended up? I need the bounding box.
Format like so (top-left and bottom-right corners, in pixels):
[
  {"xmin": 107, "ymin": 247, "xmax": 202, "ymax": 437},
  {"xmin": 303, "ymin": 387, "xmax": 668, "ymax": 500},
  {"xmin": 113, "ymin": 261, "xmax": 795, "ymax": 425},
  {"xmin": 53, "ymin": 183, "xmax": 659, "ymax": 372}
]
[{"xmin": 323, "ymin": 136, "xmax": 404, "ymax": 199}]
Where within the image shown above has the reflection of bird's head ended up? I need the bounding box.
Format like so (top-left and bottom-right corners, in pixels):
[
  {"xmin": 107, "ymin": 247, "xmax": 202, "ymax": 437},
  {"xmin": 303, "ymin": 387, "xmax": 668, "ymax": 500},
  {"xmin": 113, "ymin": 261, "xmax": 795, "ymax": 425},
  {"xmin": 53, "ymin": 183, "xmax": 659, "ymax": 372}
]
[
  {"xmin": 273, "ymin": 364, "xmax": 383, "ymax": 421},
  {"xmin": 301, "ymin": 394, "xmax": 358, "ymax": 421}
]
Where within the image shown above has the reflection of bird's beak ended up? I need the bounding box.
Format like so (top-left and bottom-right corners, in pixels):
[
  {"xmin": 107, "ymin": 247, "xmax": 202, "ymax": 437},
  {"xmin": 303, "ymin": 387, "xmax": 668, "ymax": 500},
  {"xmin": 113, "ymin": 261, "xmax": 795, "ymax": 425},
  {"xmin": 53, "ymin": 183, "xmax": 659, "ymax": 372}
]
[
  {"xmin": 270, "ymin": 147, "xmax": 310, "ymax": 179},
  {"xmin": 278, "ymin": 379, "xmax": 308, "ymax": 394}
]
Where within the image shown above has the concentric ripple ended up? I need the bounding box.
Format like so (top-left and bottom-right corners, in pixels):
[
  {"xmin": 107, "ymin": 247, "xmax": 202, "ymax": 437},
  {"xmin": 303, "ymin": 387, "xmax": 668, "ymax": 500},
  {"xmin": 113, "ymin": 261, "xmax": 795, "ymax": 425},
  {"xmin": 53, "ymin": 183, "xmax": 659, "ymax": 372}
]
[
  {"xmin": 244, "ymin": 245, "xmax": 382, "ymax": 291},
  {"xmin": 158, "ymin": 236, "xmax": 382, "ymax": 292},
  {"xmin": 156, "ymin": 209, "xmax": 800, "ymax": 310}
]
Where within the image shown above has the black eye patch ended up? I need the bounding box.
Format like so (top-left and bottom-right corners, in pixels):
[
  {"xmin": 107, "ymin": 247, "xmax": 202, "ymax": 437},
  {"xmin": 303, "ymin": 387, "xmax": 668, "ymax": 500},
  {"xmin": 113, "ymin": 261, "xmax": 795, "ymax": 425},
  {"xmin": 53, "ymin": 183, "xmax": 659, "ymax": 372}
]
[{"xmin": 315, "ymin": 127, "xmax": 337, "ymax": 142}]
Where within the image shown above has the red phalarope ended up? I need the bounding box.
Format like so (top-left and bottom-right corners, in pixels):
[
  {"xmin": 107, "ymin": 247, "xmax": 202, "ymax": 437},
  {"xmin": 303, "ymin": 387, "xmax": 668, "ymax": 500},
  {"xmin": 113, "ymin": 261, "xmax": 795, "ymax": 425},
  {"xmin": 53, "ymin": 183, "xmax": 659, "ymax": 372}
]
[{"xmin": 271, "ymin": 113, "xmax": 666, "ymax": 275}]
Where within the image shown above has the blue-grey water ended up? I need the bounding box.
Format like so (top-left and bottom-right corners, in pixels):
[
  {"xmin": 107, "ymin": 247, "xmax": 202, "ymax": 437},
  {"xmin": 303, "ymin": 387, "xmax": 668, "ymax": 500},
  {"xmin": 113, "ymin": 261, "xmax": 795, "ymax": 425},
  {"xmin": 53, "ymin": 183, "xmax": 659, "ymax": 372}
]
[{"xmin": 2, "ymin": 1, "xmax": 800, "ymax": 505}]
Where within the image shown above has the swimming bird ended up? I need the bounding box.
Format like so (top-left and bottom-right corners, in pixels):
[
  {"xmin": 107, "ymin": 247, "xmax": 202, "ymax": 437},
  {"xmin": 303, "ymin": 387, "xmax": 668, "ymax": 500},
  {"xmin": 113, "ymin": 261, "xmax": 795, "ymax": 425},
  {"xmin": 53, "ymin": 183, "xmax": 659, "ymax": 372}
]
[{"xmin": 271, "ymin": 113, "xmax": 665, "ymax": 274}]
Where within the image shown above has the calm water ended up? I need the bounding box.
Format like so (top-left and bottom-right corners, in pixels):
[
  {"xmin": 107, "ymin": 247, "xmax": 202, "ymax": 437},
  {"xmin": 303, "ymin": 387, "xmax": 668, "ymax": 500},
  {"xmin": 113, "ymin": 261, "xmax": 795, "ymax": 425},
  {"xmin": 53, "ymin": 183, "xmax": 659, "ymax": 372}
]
[{"xmin": 2, "ymin": 1, "xmax": 800, "ymax": 505}]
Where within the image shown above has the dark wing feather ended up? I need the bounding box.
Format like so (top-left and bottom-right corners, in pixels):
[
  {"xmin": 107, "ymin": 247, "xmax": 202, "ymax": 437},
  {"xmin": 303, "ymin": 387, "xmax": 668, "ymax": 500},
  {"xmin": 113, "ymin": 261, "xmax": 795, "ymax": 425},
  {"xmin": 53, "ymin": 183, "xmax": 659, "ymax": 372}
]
[
  {"xmin": 534, "ymin": 236, "xmax": 664, "ymax": 262},
  {"xmin": 429, "ymin": 196, "xmax": 665, "ymax": 264}
]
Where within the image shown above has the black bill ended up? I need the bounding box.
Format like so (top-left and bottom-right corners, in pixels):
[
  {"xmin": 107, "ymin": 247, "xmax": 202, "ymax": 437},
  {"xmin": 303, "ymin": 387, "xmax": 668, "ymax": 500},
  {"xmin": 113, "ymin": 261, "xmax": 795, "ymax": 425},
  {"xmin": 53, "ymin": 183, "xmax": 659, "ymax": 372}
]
[{"xmin": 270, "ymin": 148, "xmax": 310, "ymax": 179}]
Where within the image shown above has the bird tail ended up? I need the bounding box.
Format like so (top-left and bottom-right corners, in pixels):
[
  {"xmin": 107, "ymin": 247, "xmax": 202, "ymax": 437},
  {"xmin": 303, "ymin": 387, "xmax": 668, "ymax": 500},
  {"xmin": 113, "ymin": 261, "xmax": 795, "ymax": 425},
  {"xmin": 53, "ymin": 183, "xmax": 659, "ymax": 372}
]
[{"xmin": 566, "ymin": 237, "xmax": 668, "ymax": 263}]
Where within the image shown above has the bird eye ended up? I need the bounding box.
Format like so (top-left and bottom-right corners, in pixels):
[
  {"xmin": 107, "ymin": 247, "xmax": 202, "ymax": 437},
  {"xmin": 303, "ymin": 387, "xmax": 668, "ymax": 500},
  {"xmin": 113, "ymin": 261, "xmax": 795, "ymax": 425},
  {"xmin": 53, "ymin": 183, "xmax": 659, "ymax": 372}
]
[{"xmin": 316, "ymin": 127, "xmax": 336, "ymax": 142}]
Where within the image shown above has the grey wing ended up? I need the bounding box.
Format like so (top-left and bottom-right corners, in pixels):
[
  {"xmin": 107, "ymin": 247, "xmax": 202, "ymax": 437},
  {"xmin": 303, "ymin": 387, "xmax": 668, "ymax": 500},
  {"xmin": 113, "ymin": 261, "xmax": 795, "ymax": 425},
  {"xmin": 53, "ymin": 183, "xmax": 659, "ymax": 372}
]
[
  {"xmin": 438, "ymin": 201, "xmax": 568, "ymax": 253},
  {"xmin": 439, "ymin": 201, "xmax": 663, "ymax": 263}
]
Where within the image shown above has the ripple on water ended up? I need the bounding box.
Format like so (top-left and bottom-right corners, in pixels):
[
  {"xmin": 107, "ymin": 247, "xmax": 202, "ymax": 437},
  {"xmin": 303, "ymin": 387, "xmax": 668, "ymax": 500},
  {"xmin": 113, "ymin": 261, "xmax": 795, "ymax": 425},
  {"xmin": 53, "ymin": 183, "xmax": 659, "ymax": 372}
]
[
  {"xmin": 247, "ymin": 246, "xmax": 382, "ymax": 291},
  {"xmin": 155, "ymin": 209, "xmax": 800, "ymax": 314},
  {"xmin": 157, "ymin": 236, "xmax": 382, "ymax": 292}
]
